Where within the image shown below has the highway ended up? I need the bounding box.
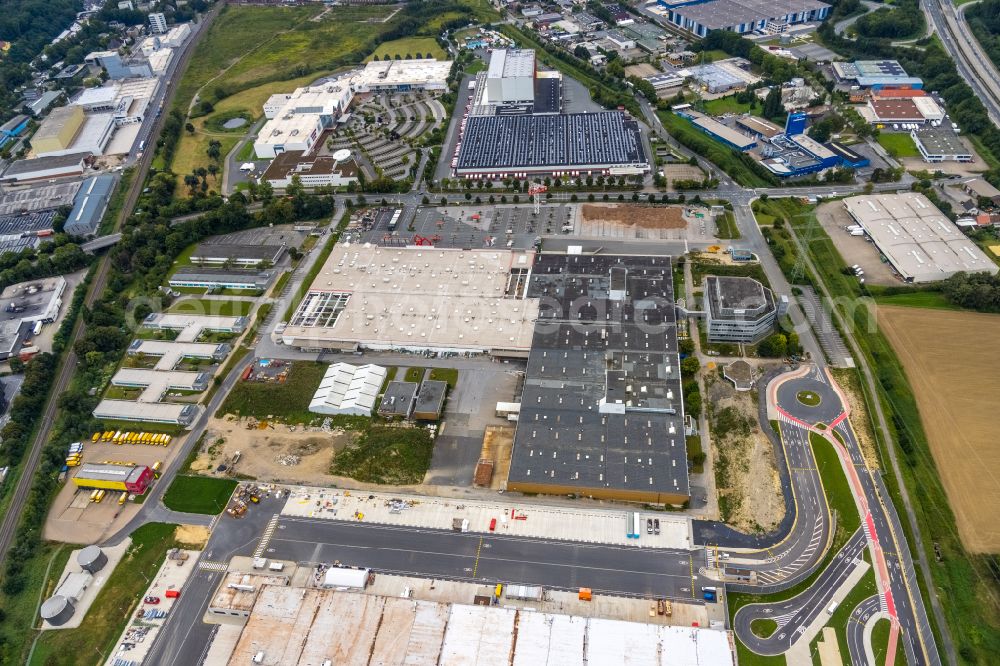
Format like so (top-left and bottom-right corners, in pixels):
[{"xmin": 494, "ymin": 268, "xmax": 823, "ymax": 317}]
[
  {"xmin": 925, "ymin": 0, "xmax": 1000, "ymax": 125},
  {"xmin": 0, "ymin": 6, "xmax": 220, "ymax": 568}
]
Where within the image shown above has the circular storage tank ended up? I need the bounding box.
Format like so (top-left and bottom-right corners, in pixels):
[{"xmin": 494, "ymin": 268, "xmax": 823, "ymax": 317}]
[
  {"xmin": 332, "ymin": 149, "xmax": 352, "ymax": 162},
  {"xmin": 77, "ymin": 545, "xmax": 107, "ymax": 573},
  {"xmin": 40, "ymin": 595, "xmax": 75, "ymax": 626}
]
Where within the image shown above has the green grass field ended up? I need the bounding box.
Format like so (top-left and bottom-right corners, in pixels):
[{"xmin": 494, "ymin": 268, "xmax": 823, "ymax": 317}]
[
  {"xmin": 366, "ymin": 37, "xmax": 446, "ymax": 61},
  {"xmin": 404, "ymin": 367, "xmax": 427, "ymax": 383},
  {"xmin": 876, "ymin": 132, "xmax": 920, "ymax": 158},
  {"xmin": 167, "ymin": 298, "xmax": 254, "ymax": 317},
  {"xmin": 162, "ymin": 476, "xmax": 238, "ymax": 514},
  {"xmin": 331, "ymin": 425, "xmax": 434, "ymax": 484},
  {"xmin": 29, "ymin": 524, "xmax": 184, "ymax": 666},
  {"xmin": 704, "ymin": 95, "xmax": 753, "ymax": 116},
  {"xmin": 218, "ymin": 360, "xmax": 328, "ymax": 423}
]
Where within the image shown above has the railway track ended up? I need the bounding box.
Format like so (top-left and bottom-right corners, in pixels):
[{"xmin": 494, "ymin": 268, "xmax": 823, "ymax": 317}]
[{"xmin": 0, "ymin": 5, "xmax": 221, "ymax": 567}]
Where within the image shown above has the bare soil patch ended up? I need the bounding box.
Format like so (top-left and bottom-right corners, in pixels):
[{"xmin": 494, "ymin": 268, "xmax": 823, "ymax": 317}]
[
  {"xmin": 878, "ymin": 305, "xmax": 1000, "ymax": 553},
  {"xmin": 174, "ymin": 525, "xmax": 210, "ymax": 547},
  {"xmin": 194, "ymin": 415, "xmax": 357, "ymax": 486},
  {"xmin": 830, "ymin": 368, "xmax": 880, "ymax": 471},
  {"xmin": 706, "ymin": 372, "xmax": 785, "ymax": 533},
  {"xmin": 581, "ymin": 204, "xmax": 687, "ymax": 230}
]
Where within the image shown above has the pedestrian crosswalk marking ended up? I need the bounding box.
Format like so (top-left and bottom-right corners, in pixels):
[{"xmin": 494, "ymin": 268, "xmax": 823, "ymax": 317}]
[{"xmin": 254, "ymin": 514, "xmax": 280, "ymax": 558}]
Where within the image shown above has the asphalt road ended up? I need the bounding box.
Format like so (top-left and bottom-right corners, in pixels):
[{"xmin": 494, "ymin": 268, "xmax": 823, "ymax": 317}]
[
  {"xmin": 732, "ymin": 528, "xmax": 867, "ymax": 655},
  {"xmin": 848, "ymin": 595, "xmax": 884, "ymax": 666},
  {"xmin": 268, "ymin": 517, "xmax": 704, "ymax": 599}
]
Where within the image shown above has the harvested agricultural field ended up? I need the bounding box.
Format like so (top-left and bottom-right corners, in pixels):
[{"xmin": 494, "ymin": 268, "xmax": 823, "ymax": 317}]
[
  {"xmin": 581, "ymin": 204, "xmax": 686, "ymax": 230},
  {"xmin": 879, "ymin": 305, "xmax": 1000, "ymax": 553}
]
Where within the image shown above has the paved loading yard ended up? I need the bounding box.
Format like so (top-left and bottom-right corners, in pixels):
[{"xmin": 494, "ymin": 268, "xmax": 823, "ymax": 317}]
[
  {"xmin": 280, "ymin": 487, "xmax": 693, "ymax": 549},
  {"xmin": 359, "ymin": 204, "xmax": 570, "ymax": 250},
  {"xmin": 816, "ymin": 200, "xmax": 898, "ymax": 286}
]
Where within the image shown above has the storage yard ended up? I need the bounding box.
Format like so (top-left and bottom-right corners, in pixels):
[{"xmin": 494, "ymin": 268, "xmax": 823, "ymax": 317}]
[{"xmin": 879, "ymin": 306, "xmax": 1000, "ymax": 553}]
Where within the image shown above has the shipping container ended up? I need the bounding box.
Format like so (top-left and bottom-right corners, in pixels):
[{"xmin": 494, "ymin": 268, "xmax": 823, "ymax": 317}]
[{"xmin": 165, "ymin": 589, "xmax": 180, "ymax": 599}]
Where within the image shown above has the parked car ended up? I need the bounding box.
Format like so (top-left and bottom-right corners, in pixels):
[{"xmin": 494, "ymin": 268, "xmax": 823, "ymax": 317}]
[
  {"xmin": 144, "ymin": 596, "xmax": 160, "ymax": 604},
  {"xmin": 646, "ymin": 519, "xmax": 653, "ymax": 534},
  {"xmin": 653, "ymin": 519, "xmax": 660, "ymax": 535}
]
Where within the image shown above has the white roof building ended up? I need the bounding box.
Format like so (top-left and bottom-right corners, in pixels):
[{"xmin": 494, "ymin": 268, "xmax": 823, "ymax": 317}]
[
  {"xmin": 843, "ymin": 193, "xmax": 998, "ymax": 282},
  {"xmin": 309, "ymin": 362, "xmax": 386, "ymax": 416}
]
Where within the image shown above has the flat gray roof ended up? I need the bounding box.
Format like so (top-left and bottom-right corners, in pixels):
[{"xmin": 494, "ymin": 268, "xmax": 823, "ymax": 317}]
[
  {"xmin": 508, "ymin": 254, "xmax": 689, "ymax": 501},
  {"xmin": 379, "ymin": 381, "xmax": 417, "ymax": 416},
  {"xmin": 843, "ymin": 194, "xmax": 998, "ymax": 282},
  {"xmin": 2, "ymin": 152, "xmax": 89, "ymax": 178},
  {"xmin": 672, "ymin": 0, "xmax": 829, "ymax": 29},
  {"xmin": 414, "ymin": 380, "xmax": 447, "ymax": 416},
  {"xmin": 912, "ymin": 128, "xmax": 970, "ymax": 158}
]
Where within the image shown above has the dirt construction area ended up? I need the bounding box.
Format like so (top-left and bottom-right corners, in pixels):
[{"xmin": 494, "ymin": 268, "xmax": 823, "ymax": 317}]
[
  {"xmin": 878, "ymin": 305, "xmax": 1000, "ymax": 553},
  {"xmin": 815, "ymin": 201, "xmax": 898, "ymax": 287},
  {"xmin": 577, "ymin": 203, "xmax": 717, "ymax": 241},
  {"xmin": 705, "ymin": 370, "xmax": 785, "ymax": 532},
  {"xmin": 192, "ymin": 415, "xmax": 357, "ymax": 485}
]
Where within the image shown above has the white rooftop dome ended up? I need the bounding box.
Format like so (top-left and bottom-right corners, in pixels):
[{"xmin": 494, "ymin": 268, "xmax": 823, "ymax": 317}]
[{"xmin": 332, "ymin": 149, "xmax": 351, "ymax": 162}]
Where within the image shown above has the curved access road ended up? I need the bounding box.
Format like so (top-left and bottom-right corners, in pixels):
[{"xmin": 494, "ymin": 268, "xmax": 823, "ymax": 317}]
[
  {"xmin": 733, "ymin": 527, "xmax": 867, "ymax": 655},
  {"xmin": 848, "ymin": 595, "xmax": 885, "ymax": 666}
]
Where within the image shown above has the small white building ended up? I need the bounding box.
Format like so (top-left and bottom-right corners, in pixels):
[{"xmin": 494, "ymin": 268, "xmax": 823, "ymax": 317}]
[{"xmin": 309, "ymin": 362, "xmax": 387, "ymax": 416}]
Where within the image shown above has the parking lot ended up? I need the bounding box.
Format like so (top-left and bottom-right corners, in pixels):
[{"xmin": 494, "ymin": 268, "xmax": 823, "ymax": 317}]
[
  {"xmin": 815, "ymin": 201, "xmax": 898, "ymax": 286},
  {"xmin": 42, "ymin": 435, "xmax": 190, "ymax": 544},
  {"xmin": 359, "ymin": 204, "xmax": 571, "ymax": 250}
]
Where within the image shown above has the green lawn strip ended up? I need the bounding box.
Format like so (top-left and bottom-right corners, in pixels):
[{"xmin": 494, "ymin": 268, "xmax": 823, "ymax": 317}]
[
  {"xmin": 715, "ymin": 210, "xmax": 741, "ymax": 239},
  {"xmin": 167, "ymin": 298, "xmax": 253, "ymax": 317},
  {"xmin": 686, "ymin": 435, "xmax": 705, "ymax": 473},
  {"xmin": 871, "ymin": 291, "xmax": 958, "ymax": 310},
  {"xmin": 235, "ymin": 141, "xmax": 257, "ymax": 162},
  {"xmin": 403, "ymin": 367, "xmax": 428, "ymax": 383},
  {"xmin": 785, "ymin": 205, "xmax": 1000, "ymax": 661},
  {"xmin": 428, "ymin": 367, "xmax": 458, "ymax": 388},
  {"xmin": 97, "ymin": 167, "xmax": 137, "ymax": 235},
  {"xmin": 269, "ymin": 271, "xmax": 292, "ymax": 298},
  {"xmin": 162, "ymin": 475, "xmax": 238, "ymax": 514},
  {"xmin": 876, "ymin": 133, "xmax": 920, "ymax": 158},
  {"xmin": 331, "ymin": 425, "xmax": 433, "ymax": 484},
  {"xmin": 218, "ymin": 360, "xmax": 327, "ymax": 423},
  {"xmin": 810, "ymin": 431, "xmax": 861, "ymax": 542},
  {"xmin": 29, "ymin": 524, "xmax": 184, "ymax": 666}
]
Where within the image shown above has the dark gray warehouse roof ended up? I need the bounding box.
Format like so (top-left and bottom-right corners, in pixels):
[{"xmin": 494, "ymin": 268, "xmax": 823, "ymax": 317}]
[
  {"xmin": 65, "ymin": 174, "xmax": 114, "ymax": 236},
  {"xmin": 508, "ymin": 254, "xmax": 689, "ymax": 500}
]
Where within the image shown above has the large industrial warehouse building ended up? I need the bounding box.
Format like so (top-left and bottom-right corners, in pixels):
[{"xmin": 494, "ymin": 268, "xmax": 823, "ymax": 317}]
[
  {"xmin": 507, "ymin": 254, "xmax": 689, "ymax": 505},
  {"xmin": 279, "ymin": 245, "xmax": 539, "ymax": 356},
  {"xmin": 662, "ymin": 0, "xmax": 830, "ymax": 37},
  {"xmin": 843, "ymin": 193, "xmax": 998, "ymax": 283},
  {"xmin": 455, "ymin": 112, "xmax": 649, "ymax": 178}
]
